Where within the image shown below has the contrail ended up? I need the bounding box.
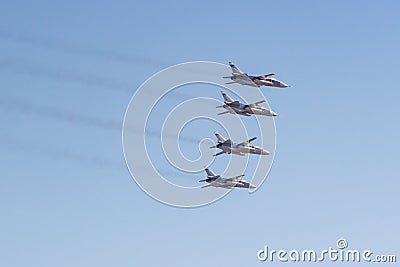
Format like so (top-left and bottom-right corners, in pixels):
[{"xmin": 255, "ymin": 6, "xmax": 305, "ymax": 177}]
[
  {"xmin": 0, "ymin": 31, "xmax": 219, "ymax": 178},
  {"xmin": 0, "ymin": 57, "xmax": 197, "ymax": 102},
  {"xmin": 1, "ymin": 135, "xmax": 123, "ymax": 170},
  {"xmin": 0, "ymin": 94, "xmax": 201, "ymax": 144},
  {"xmin": 0, "ymin": 29, "xmax": 171, "ymax": 67},
  {"xmin": 0, "ymin": 57, "xmax": 133, "ymax": 92},
  {"xmin": 0, "ymin": 94, "xmax": 121, "ymax": 130},
  {"xmin": 1, "ymin": 135, "xmax": 180, "ymax": 177},
  {"xmin": 0, "ymin": 31, "xmax": 229, "ymax": 101}
]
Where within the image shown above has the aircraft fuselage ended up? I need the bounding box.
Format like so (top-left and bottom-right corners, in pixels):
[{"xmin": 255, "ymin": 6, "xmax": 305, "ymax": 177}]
[
  {"xmin": 230, "ymin": 74, "xmax": 288, "ymax": 88},
  {"xmin": 217, "ymin": 143, "xmax": 270, "ymax": 155},
  {"xmin": 223, "ymin": 103, "xmax": 277, "ymax": 117},
  {"xmin": 203, "ymin": 177, "xmax": 256, "ymax": 189}
]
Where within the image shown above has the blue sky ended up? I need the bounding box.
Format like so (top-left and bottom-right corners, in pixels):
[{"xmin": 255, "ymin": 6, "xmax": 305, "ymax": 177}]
[{"xmin": 1, "ymin": 0, "xmax": 399, "ymax": 266}]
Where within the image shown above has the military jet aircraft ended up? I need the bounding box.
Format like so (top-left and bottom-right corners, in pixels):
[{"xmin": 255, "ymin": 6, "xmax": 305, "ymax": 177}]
[
  {"xmin": 223, "ymin": 61, "xmax": 289, "ymax": 88},
  {"xmin": 199, "ymin": 167, "xmax": 256, "ymax": 189},
  {"xmin": 210, "ymin": 131, "xmax": 270, "ymax": 156},
  {"xmin": 216, "ymin": 91, "xmax": 278, "ymax": 117}
]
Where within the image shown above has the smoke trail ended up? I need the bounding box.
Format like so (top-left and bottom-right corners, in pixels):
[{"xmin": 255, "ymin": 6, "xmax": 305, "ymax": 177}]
[
  {"xmin": 0, "ymin": 29, "xmax": 171, "ymax": 67},
  {"xmin": 1, "ymin": 135, "xmax": 180, "ymax": 177},
  {"xmin": 0, "ymin": 57, "xmax": 199, "ymax": 104},
  {"xmin": 0, "ymin": 58, "xmax": 133, "ymax": 92},
  {"xmin": 0, "ymin": 94, "xmax": 201, "ymax": 144},
  {"xmin": 1, "ymin": 135, "xmax": 123, "ymax": 170},
  {"xmin": 0, "ymin": 94, "xmax": 121, "ymax": 130}
]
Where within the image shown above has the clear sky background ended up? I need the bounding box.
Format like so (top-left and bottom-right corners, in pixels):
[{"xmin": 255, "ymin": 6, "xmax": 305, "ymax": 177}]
[{"xmin": 0, "ymin": 1, "xmax": 399, "ymax": 266}]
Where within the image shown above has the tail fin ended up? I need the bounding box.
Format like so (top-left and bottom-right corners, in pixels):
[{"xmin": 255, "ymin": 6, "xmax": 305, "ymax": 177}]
[
  {"xmin": 205, "ymin": 168, "xmax": 217, "ymax": 177},
  {"xmin": 228, "ymin": 61, "xmax": 244, "ymax": 74},
  {"xmin": 214, "ymin": 131, "xmax": 226, "ymax": 143},
  {"xmin": 221, "ymin": 91, "xmax": 234, "ymax": 103}
]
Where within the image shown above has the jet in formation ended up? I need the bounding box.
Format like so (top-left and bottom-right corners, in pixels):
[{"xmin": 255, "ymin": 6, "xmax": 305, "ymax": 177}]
[
  {"xmin": 223, "ymin": 61, "xmax": 289, "ymax": 88},
  {"xmin": 210, "ymin": 131, "xmax": 270, "ymax": 156},
  {"xmin": 199, "ymin": 168, "xmax": 256, "ymax": 189},
  {"xmin": 216, "ymin": 91, "xmax": 278, "ymax": 117}
]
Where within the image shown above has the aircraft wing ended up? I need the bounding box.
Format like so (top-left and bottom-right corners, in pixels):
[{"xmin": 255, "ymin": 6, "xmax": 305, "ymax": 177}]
[
  {"xmin": 214, "ymin": 131, "xmax": 226, "ymax": 142},
  {"xmin": 226, "ymin": 174, "xmax": 245, "ymax": 182},
  {"xmin": 201, "ymin": 184, "xmax": 213, "ymax": 188},
  {"xmin": 229, "ymin": 61, "xmax": 245, "ymax": 75},
  {"xmin": 257, "ymin": 73, "xmax": 275, "ymax": 79},
  {"xmin": 250, "ymin": 100, "xmax": 266, "ymax": 106},
  {"xmin": 245, "ymin": 75, "xmax": 261, "ymax": 87},
  {"xmin": 238, "ymin": 137, "xmax": 257, "ymax": 146}
]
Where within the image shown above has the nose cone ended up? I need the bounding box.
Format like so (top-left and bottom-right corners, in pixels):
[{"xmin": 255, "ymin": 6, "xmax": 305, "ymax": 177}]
[
  {"xmin": 280, "ymin": 82, "xmax": 289, "ymax": 88},
  {"xmin": 249, "ymin": 183, "xmax": 257, "ymax": 189},
  {"xmin": 262, "ymin": 149, "xmax": 271, "ymax": 155},
  {"xmin": 272, "ymin": 111, "xmax": 279, "ymax": 116}
]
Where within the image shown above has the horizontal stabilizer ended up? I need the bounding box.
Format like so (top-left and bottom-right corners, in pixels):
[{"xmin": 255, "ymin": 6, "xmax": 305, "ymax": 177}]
[{"xmin": 213, "ymin": 151, "xmax": 226, "ymax": 157}]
